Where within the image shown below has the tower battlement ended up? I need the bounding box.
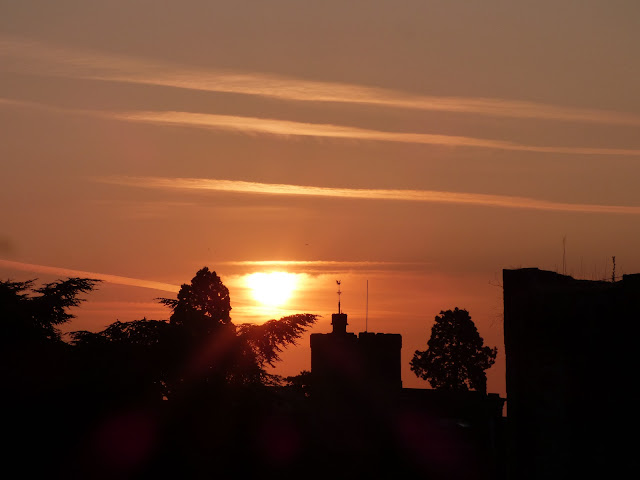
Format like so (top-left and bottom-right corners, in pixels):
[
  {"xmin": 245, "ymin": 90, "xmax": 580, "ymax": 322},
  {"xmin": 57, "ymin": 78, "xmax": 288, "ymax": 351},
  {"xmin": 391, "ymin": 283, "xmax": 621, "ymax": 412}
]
[{"xmin": 310, "ymin": 312, "xmax": 402, "ymax": 392}]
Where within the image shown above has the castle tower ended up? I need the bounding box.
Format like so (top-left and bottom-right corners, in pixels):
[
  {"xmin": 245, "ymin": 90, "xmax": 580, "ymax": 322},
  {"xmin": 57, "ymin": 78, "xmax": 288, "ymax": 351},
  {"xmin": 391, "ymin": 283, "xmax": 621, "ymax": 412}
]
[
  {"xmin": 331, "ymin": 280, "xmax": 349, "ymax": 334},
  {"xmin": 310, "ymin": 281, "xmax": 402, "ymax": 393},
  {"xmin": 331, "ymin": 313, "xmax": 348, "ymax": 334}
]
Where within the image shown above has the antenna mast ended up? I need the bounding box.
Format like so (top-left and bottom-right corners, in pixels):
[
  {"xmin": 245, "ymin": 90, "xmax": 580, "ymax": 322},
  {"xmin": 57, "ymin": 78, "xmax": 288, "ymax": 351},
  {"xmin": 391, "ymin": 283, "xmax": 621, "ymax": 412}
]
[
  {"xmin": 365, "ymin": 280, "xmax": 369, "ymax": 332},
  {"xmin": 562, "ymin": 236, "xmax": 567, "ymax": 275},
  {"xmin": 336, "ymin": 280, "xmax": 342, "ymax": 314},
  {"xmin": 612, "ymin": 256, "xmax": 616, "ymax": 282}
]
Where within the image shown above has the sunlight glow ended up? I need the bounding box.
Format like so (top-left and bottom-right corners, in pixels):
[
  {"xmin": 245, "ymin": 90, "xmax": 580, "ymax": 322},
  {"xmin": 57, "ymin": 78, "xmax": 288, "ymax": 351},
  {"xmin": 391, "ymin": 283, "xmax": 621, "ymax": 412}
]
[{"xmin": 245, "ymin": 272, "xmax": 299, "ymax": 307}]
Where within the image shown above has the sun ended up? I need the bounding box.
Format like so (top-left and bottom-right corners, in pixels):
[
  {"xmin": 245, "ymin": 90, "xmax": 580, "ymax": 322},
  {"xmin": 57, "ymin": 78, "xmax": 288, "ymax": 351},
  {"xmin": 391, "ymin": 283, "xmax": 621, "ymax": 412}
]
[{"xmin": 245, "ymin": 271, "xmax": 299, "ymax": 307}]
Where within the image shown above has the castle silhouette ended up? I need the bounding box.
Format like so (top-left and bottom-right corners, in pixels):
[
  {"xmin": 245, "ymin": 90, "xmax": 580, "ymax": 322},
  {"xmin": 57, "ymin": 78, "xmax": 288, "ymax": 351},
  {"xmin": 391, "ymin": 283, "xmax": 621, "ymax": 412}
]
[
  {"xmin": 304, "ymin": 287, "xmax": 505, "ymax": 479},
  {"xmin": 306, "ymin": 268, "xmax": 640, "ymax": 479}
]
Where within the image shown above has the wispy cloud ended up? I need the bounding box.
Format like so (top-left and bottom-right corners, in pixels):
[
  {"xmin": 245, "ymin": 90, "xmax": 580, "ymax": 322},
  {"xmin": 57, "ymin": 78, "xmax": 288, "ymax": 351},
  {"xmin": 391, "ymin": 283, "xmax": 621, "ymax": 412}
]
[
  {"xmin": 111, "ymin": 110, "xmax": 640, "ymax": 156},
  {"xmin": 0, "ymin": 259, "xmax": 180, "ymax": 292},
  {"xmin": 3, "ymin": 36, "xmax": 640, "ymax": 127},
  {"xmin": 4, "ymin": 98, "xmax": 636, "ymax": 156},
  {"xmin": 220, "ymin": 260, "xmax": 431, "ymax": 274},
  {"xmin": 222, "ymin": 260, "xmax": 427, "ymax": 267},
  {"xmin": 98, "ymin": 176, "xmax": 640, "ymax": 215}
]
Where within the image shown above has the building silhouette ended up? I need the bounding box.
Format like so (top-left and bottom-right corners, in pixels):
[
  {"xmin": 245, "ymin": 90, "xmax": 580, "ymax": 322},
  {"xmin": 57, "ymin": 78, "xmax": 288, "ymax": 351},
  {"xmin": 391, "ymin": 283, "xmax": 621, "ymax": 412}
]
[
  {"xmin": 503, "ymin": 268, "xmax": 640, "ymax": 480},
  {"xmin": 308, "ymin": 301, "xmax": 505, "ymax": 479},
  {"xmin": 310, "ymin": 312, "xmax": 402, "ymax": 394}
]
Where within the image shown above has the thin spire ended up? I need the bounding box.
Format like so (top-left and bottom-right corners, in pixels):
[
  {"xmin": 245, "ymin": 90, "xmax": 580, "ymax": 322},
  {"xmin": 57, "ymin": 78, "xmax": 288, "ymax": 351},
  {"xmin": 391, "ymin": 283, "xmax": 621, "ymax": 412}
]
[
  {"xmin": 562, "ymin": 236, "xmax": 567, "ymax": 275},
  {"xmin": 612, "ymin": 256, "xmax": 616, "ymax": 282},
  {"xmin": 365, "ymin": 279, "xmax": 368, "ymax": 332},
  {"xmin": 336, "ymin": 280, "xmax": 342, "ymax": 314}
]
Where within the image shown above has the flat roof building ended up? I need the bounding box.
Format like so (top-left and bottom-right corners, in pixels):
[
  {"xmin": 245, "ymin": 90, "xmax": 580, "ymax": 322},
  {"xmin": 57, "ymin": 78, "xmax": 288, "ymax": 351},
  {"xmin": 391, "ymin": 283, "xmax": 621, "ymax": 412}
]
[{"xmin": 503, "ymin": 268, "xmax": 640, "ymax": 480}]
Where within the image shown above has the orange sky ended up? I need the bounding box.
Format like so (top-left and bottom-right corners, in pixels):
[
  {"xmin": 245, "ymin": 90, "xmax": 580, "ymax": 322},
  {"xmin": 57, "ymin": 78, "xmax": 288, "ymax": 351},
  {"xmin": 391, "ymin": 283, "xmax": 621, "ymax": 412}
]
[{"xmin": 2, "ymin": 1, "xmax": 640, "ymax": 397}]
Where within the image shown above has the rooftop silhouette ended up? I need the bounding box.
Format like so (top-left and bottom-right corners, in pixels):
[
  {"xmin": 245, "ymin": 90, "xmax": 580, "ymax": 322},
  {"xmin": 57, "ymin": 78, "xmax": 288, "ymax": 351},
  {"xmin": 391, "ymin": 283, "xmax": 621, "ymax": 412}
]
[
  {"xmin": 503, "ymin": 268, "xmax": 640, "ymax": 480},
  {"xmin": 0, "ymin": 268, "xmax": 513, "ymax": 479}
]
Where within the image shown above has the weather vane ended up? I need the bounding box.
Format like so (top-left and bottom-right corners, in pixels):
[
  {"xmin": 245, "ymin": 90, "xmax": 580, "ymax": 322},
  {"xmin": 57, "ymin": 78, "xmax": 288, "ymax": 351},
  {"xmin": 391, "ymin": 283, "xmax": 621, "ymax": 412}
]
[{"xmin": 336, "ymin": 280, "xmax": 342, "ymax": 314}]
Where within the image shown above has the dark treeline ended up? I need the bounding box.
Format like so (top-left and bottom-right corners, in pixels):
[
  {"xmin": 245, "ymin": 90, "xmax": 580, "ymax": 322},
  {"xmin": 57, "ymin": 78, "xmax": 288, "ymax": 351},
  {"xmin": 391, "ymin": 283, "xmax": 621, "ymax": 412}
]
[
  {"xmin": 1, "ymin": 268, "xmax": 323, "ymax": 479},
  {"xmin": 2, "ymin": 267, "xmax": 501, "ymax": 480}
]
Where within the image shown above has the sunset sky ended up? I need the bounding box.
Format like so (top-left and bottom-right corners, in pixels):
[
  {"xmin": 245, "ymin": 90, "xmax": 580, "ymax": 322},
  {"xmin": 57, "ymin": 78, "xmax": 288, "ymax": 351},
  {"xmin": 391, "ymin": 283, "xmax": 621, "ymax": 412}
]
[{"xmin": 2, "ymin": 1, "xmax": 640, "ymax": 396}]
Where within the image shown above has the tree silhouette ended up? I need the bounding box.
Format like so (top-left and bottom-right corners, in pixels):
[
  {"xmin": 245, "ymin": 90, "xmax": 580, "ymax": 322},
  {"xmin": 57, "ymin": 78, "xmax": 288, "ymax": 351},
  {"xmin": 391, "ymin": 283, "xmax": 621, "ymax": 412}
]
[
  {"xmin": 70, "ymin": 318, "xmax": 173, "ymax": 402},
  {"xmin": 60, "ymin": 268, "xmax": 318, "ymax": 404},
  {"xmin": 1, "ymin": 275, "xmax": 101, "ymax": 458},
  {"xmin": 156, "ymin": 267, "xmax": 318, "ymax": 391},
  {"xmin": 159, "ymin": 267, "xmax": 231, "ymax": 334},
  {"xmin": 1, "ymin": 277, "xmax": 99, "ymax": 346},
  {"xmin": 1, "ymin": 276, "xmax": 100, "ymax": 401},
  {"xmin": 238, "ymin": 315, "xmax": 318, "ymax": 368},
  {"xmin": 410, "ymin": 307, "xmax": 497, "ymax": 393},
  {"xmin": 283, "ymin": 370, "xmax": 312, "ymax": 397}
]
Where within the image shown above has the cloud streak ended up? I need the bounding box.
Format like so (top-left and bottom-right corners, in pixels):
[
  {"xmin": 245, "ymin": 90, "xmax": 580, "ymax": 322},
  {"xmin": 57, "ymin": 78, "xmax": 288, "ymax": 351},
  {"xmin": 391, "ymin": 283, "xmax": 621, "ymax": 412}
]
[
  {"xmin": 111, "ymin": 110, "xmax": 640, "ymax": 156},
  {"xmin": 3, "ymin": 36, "xmax": 640, "ymax": 127},
  {"xmin": 4, "ymin": 98, "xmax": 636, "ymax": 156},
  {"xmin": 222, "ymin": 260, "xmax": 427, "ymax": 267},
  {"xmin": 220, "ymin": 260, "xmax": 431, "ymax": 274},
  {"xmin": 98, "ymin": 176, "xmax": 640, "ymax": 215},
  {"xmin": 0, "ymin": 259, "xmax": 180, "ymax": 293}
]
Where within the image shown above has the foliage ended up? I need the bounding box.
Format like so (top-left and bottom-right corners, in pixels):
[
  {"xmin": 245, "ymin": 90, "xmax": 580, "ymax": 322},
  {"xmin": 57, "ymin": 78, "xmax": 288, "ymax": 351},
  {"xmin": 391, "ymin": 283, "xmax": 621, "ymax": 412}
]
[
  {"xmin": 70, "ymin": 318, "xmax": 173, "ymax": 402},
  {"xmin": 2, "ymin": 267, "xmax": 317, "ymax": 402},
  {"xmin": 155, "ymin": 267, "xmax": 318, "ymax": 392},
  {"xmin": 158, "ymin": 267, "xmax": 231, "ymax": 335},
  {"xmin": 3, "ymin": 269, "xmax": 319, "ymax": 476},
  {"xmin": 237, "ymin": 314, "xmax": 318, "ymax": 368},
  {"xmin": 1, "ymin": 276, "xmax": 100, "ymax": 410},
  {"xmin": 283, "ymin": 370, "xmax": 313, "ymax": 396},
  {"xmin": 70, "ymin": 318, "xmax": 172, "ymax": 347},
  {"xmin": 410, "ymin": 307, "xmax": 497, "ymax": 393},
  {"xmin": 0, "ymin": 277, "xmax": 99, "ymax": 345}
]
